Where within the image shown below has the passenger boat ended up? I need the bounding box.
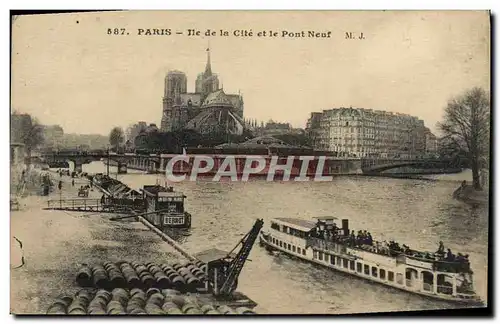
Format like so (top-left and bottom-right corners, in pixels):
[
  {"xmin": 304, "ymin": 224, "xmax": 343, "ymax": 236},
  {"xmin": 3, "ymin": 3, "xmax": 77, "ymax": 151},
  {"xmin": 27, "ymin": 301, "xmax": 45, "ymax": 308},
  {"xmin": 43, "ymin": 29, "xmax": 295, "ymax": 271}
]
[
  {"xmin": 259, "ymin": 217, "xmax": 483, "ymax": 305},
  {"xmin": 141, "ymin": 184, "xmax": 192, "ymax": 232}
]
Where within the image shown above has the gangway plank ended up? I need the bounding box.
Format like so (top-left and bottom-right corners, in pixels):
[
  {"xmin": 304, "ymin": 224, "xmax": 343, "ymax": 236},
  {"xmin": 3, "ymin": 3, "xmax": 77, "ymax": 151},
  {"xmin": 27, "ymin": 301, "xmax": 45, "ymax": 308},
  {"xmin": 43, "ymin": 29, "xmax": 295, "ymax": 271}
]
[{"xmin": 43, "ymin": 198, "xmax": 141, "ymax": 213}]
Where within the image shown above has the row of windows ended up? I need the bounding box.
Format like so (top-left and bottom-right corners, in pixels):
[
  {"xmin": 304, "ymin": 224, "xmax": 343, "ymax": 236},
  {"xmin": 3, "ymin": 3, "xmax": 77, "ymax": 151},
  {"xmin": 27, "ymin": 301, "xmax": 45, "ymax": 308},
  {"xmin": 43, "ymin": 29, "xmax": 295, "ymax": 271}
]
[
  {"xmin": 278, "ymin": 225, "xmax": 307, "ymax": 239},
  {"xmin": 272, "ymin": 237, "xmax": 307, "ymax": 256},
  {"xmin": 270, "ymin": 239, "xmax": 406, "ymax": 287},
  {"xmin": 312, "ymin": 250, "xmax": 403, "ymax": 284}
]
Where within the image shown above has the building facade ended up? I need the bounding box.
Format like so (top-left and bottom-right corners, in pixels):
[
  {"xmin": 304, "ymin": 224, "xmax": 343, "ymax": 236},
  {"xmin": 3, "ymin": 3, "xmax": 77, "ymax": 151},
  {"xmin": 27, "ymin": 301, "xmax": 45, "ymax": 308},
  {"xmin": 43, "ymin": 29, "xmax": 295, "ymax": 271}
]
[
  {"xmin": 306, "ymin": 107, "xmax": 427, "ymax": 158},
  {"xmin": 253, "ymin": 120, "xmax": 305, "ymax": 137},
  {"xmin": 126, "ymin": 121, "xmax": 148, "ymax": 143},
  {"xmin": 160, "ymin": 48, "xmax": 245, "ymax": 135},
  {"xmin": 424, "ymin": 127, "xmax": 438, "ymax": 154}
]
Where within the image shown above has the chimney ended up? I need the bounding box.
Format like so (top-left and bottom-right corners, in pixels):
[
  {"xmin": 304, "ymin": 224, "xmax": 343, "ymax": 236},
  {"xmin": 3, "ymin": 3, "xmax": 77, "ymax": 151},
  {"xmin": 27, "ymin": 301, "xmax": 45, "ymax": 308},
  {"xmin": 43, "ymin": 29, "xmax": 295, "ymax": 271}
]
[{"xmin": 342, "ymin": 219, "xmax": 349, "ymax": 236}]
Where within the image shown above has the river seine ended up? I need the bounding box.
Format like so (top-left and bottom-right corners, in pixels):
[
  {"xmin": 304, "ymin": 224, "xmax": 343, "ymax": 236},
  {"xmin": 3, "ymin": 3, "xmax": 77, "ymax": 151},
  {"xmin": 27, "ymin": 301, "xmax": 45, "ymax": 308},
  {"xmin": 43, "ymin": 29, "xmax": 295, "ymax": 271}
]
[{"xmin": 83, "ymin": 161, "xmax": 488, "ymax": 314}]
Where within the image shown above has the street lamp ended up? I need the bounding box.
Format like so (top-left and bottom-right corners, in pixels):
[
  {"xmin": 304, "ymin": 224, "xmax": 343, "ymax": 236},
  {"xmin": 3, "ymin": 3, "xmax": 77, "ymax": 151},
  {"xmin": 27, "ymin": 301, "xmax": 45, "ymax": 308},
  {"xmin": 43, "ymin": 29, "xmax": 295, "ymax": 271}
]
[{"xmin": 106, "ymin": 146, "xmax": 110, "ymax": 177}]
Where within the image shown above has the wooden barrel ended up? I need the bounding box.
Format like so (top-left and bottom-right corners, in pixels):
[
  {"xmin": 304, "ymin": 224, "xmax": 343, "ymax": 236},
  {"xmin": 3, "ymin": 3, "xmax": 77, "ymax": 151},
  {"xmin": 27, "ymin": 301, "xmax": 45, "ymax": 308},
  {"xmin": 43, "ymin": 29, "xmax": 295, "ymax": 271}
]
[
  {"xmin": 146, "ymin": 288, "xmax": 161, "ymax": 298},
  {"xmin": 185, "ymin": 307, "xmax": 203, "ymax": 315},
  {"xmin": 147, "ymin": 292, "xmax": 164, "ymax": 307},
  {"xmin": 94, "ymin": 290, "xmax": 112, "ymax": 304},
  {"xmin": 139, "ymin": 272, "xmax": 155, "ymax": 288},
  {"xmin": 205, "ymin": 309, "xmax": 221, "ymax": 315},
  {"xmin": 76, "ymin": 265, "xmax": 93, "ymax": 287},
  {"xmin": 129, "ymin": 288, "xmax": 146, "ymax": 300},
  {"xmin": 106, "ymin": 300, "xmax": 125, "ymax": 314},
  {"xmin": 181, "ymin": 303, "xmax": 199, "ymax": 314},
  {"xmin": 218, "ymin": 305, "xmax": 237, "ymax": 314},
  {"xmin": 108, "ymin": 269, "xmax": 126, "ymax": 288},
  {"xmin": 145, "ymin": 303, "xmax": 165, "ymax": 315},
  {"xmin": 235, "ymin": 307, "xmax": 256, "ymax": 314},
  {"xmin": 75, "ymin": 289, "xmax": 92, "ymax": 304},
  {"xmin": 91, "ymin": 266, "xmax": 109, "ymax": 289},
  {"xmin": 111, "ymin": 288, "xmax": 129, "ymax": 306},
  {"xmin": 126, "ymin": 299, "xmax": 146, "ymax": 313},
  {"xmin": 46, "ymin": 303, "xmax": 67, "ymax": 315}
]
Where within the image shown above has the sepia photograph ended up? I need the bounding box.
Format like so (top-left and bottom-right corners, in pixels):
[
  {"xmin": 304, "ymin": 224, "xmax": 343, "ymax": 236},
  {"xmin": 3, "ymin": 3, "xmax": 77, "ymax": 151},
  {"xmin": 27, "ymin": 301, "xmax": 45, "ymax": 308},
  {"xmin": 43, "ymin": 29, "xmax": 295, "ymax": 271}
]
[{"xmin": 9, "ymin": 10, "xmax": 491, "ymax": 316}]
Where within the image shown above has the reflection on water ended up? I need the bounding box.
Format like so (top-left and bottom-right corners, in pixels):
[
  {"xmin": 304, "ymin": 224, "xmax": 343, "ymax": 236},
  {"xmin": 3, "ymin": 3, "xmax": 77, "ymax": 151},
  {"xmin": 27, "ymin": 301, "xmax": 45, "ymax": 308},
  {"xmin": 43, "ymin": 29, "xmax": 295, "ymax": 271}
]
[{"xmin": 83, "ymin": 162, "xmax": 489, "ymax": 314}]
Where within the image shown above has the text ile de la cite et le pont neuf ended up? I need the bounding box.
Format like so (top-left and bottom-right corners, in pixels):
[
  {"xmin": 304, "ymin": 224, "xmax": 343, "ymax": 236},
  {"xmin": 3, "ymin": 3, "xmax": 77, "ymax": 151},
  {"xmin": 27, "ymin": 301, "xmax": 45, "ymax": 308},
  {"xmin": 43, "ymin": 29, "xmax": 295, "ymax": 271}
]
[{"xmin": 106, "ymin": 28, "xmax": 365, "ymax": 40}]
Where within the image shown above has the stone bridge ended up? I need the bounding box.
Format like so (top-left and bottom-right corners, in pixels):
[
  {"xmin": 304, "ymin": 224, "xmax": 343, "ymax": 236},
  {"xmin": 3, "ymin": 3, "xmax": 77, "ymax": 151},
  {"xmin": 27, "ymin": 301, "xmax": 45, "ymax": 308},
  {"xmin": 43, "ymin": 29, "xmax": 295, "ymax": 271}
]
[
  {"xmin": 39, "ymin": 150, "xmax": 462, "ymax": 176},
  {"xmin": 39, "ymin": 150, "xmax": 162, "ymax": 173},
  {"xmin": 361, "ymin": 158, "xmax": 462, "ymax": 175}
]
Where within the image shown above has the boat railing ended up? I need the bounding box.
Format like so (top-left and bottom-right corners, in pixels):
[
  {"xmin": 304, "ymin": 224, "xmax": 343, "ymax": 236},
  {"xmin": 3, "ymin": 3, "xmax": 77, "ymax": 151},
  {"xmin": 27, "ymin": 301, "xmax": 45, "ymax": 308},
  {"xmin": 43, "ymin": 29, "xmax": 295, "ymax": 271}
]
[
  {"xmin": 306, "ymin": 237, "xmax": 347, "ymax": 254},
  {"xmin": 423, "ymin": 283, "xmax": 432, "ymax": 292},
  {"xmin": 404, "ymin": 254, "xmax": 471, "ymax": 273},
  {"xmin": 437, "ymin": 285, "xmax": 453, "ymax": 295}
]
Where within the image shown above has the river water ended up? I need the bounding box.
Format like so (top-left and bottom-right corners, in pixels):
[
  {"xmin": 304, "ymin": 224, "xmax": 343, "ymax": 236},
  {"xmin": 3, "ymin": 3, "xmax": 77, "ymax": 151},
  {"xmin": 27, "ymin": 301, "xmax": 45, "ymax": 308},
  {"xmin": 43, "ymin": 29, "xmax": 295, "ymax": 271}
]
[{"xmin": 82, "ymin": 161, "xmax": 489, "ymax": 314}]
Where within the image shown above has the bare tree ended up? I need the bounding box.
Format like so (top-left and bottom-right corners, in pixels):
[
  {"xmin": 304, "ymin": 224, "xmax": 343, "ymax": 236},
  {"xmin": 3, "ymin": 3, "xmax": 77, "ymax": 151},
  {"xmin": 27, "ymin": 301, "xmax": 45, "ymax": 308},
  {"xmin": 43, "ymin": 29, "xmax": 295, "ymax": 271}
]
[
  {"xmin": 11, "ymin": 112, "xmax": 45, "ymax": 164},
  {"xmin": 437, "ymin": 87, "xmax": 490, "ymax": 190},
  {"xmin": 109, "ymin": 126, "xmax": 125, "ymax": 151}
]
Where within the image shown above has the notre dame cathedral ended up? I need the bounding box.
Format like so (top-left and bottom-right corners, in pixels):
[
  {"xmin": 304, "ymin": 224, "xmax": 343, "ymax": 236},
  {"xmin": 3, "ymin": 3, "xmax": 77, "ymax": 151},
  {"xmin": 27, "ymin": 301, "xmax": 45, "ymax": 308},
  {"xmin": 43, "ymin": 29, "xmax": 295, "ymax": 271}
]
[{"xmin": 160, "ymin": 48, "xmax": 246, "ymax": 135}]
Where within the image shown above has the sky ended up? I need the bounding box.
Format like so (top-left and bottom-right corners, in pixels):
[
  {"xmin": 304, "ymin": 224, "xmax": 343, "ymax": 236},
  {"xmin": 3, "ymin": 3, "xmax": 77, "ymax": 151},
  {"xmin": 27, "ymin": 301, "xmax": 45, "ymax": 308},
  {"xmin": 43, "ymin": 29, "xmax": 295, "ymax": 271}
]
[{"xmin": 11, "ymin": 11, "xmax": 490, "ymax": 136}]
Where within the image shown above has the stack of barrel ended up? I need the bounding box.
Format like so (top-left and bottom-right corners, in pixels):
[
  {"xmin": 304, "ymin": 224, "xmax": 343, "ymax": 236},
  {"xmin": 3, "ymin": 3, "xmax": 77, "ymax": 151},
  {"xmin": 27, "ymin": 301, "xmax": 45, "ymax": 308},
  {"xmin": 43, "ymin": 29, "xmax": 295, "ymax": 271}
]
[
  {"xmin": 76, "ymin": 261, "xmax": 207, "ymax": 292},
  {"xmin": 46, "ymin": 288, "xmax": 256, "ymax": 315}
]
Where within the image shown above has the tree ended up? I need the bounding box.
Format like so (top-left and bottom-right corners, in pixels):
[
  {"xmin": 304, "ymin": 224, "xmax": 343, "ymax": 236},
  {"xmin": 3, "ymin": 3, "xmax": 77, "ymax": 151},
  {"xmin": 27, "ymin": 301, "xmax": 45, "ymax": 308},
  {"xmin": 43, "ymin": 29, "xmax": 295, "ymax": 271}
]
[
  {"xmin": 274, "ymin": 133, "xmax": 312, "ymax": 147},
  {"xmin": 437, "ymin": 87, "xmax": 490, "ymax": 190},
  {"xmin": 109, "ymin": 127, "xmax": 125, "ymax": 151},
  {"xmin": 11, "ymin": 112, "xmax": 45, "ymax": 164}
]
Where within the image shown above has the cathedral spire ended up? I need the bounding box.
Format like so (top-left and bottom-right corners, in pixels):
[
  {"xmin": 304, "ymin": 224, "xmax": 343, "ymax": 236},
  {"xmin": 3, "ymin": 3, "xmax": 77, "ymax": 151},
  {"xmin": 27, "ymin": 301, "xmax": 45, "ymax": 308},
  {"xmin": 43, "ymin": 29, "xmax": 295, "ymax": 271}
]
[{"xmin": 204, "ymin": 45, "xmax": 212, "ymax": 76}]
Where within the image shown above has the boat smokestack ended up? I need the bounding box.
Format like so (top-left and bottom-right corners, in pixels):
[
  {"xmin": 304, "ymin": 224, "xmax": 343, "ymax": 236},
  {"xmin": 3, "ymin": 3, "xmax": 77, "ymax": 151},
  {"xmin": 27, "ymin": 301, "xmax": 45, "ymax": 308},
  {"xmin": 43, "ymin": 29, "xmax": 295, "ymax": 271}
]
[{"xmin": 342, "ymin": 219, "xmax": 349, "ymax": 236}]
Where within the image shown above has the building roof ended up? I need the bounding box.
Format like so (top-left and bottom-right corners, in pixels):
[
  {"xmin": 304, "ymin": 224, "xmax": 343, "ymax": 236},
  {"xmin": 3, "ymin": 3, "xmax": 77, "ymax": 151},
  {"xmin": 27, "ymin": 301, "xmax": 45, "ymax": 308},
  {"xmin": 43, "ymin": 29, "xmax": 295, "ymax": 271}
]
[
  {"xmin": 184, "ymin": 109, "xmax": 214, "ymax": 130},
  {"xmin": 315, "ymin": 216, "xmax": 339, "ymax": 221},
  {"xmin": 226, "ymin": 94, "xmax": 244, "ymax": 110},
  {"xmin": 173, "ymin": 93, "xmax": 203, "ymax": 107},
  {"xmin": 158, "ymin": 191, "xmax": 186, "ymax": 198},
  {"xmin": 273, "ymin": 217, "xmax": 317, "ymax": 232},
  {"xmin": 194, "ymin": 248, "xmax": 237, "ymax": 263},
  {"xmin": 202, "ymin": 89, "xmax": 233, "ymax": 108}
]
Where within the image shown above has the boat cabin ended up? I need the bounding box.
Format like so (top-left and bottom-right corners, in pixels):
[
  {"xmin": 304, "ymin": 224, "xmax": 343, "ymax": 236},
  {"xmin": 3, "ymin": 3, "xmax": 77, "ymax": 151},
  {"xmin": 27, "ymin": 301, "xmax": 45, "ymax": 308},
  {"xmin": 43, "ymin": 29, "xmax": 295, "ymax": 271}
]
[
  {"xmin": 142, "ymin": 185, "xmax": 188, "ymax": 228},
  {"xmin": 194, "ymin": 248, "xmax": 238, "ymax": 295},
  {"xmin": 270, "ymin": 217, "xmax": 349, "ymax": 239}
]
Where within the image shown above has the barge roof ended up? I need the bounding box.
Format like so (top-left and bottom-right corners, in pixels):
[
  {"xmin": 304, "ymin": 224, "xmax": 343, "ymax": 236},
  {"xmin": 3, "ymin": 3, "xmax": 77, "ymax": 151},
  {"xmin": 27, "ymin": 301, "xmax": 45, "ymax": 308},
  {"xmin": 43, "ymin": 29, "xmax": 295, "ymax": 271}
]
[
  {"xmin": 195, "ymin": 248, "xmax": 237, "ymax": 263},
  {"xmin": 274, "ymin": 218, "xmax": 316, "ymax": 232}
]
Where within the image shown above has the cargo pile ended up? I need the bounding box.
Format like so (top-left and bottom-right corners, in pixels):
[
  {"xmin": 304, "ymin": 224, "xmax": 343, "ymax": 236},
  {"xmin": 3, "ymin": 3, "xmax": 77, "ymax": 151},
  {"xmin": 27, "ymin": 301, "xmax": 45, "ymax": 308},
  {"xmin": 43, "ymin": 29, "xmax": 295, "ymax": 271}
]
[
  {"xmin": 76, "ymin": 261, "xmax": 207, "ymax": 292},
  {"xmin": 46, "ymin": 288, "xmax": 256, "ymax": 315}
]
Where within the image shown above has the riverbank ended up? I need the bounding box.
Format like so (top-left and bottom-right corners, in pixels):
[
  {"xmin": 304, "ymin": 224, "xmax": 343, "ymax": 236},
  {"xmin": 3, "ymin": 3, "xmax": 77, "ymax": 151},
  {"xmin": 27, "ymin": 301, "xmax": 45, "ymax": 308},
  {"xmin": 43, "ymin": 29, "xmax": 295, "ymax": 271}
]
[
  {"xmin": 10, "ymin": 170, "xmax": 184, "ymax": 314},
  {"xmin": 453, "ymin": 184, "xmax": 489, "ymax": 205}
]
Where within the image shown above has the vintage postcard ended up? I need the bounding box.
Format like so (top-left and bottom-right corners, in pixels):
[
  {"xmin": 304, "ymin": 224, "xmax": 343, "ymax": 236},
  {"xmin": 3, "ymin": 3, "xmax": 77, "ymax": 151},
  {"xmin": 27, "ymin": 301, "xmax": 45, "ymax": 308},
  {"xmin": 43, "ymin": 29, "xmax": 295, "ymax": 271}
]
[{"xmin": 10, "ymin": 10, "xmax": 490, "ymax": 315}]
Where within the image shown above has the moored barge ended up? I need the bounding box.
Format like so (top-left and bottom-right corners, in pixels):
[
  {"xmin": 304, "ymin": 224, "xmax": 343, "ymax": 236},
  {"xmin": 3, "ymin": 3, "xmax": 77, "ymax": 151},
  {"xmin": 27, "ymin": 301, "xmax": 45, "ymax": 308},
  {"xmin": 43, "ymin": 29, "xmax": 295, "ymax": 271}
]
[
  {"xmin": 141, "ymin": 184, "xmax": 191, "ymax": 230},
  {"xmin": 259, "ymin": 217, "xmax": 483, "ymax": 305}
]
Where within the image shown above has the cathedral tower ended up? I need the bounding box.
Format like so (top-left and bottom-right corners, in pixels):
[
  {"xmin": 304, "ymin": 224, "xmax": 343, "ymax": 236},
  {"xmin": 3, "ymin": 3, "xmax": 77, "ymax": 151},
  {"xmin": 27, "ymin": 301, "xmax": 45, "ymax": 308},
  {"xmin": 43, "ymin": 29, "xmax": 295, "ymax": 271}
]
[
  {"xmin": 161, "ymin": 71, "xmax": 187, "ymax": 131},
  {"xmin": 195, "ymin": 47, "xmax": 219, "ymax": 101}
]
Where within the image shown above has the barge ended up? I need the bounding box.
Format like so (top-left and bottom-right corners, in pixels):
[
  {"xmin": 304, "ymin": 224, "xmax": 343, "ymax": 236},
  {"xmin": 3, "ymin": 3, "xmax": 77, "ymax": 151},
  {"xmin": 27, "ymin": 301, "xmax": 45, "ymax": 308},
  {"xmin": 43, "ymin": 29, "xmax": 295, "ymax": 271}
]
[
  {"xmin": 259, "ymin": 217, "xmax": 483, "ymax": 306},
  {"xmin": 142, "ymin": 184, "xmax": 191, "ymax": 231},
  {"xmin": 90, "ymin": 174, "xmax": 192, "ymax": 232}
]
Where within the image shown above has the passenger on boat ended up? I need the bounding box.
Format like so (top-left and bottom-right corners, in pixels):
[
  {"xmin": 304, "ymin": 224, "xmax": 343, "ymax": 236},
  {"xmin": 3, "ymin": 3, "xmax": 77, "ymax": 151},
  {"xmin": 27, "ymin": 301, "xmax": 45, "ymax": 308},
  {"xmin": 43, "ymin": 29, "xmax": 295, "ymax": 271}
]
[
  {"xmin": 446, "ymin": 249, "xmax": 455, "ymax": 261},
  {"xmin": 436, "ymin": 241, "xmax": 445, "ymax": 258},
  {"xmin": 366, "ymin": 232, "xmax": 373, "ymax": 245},
  {"xmin": 349, "ymin": 231, "xmax": 356, "ymax": 246}
]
